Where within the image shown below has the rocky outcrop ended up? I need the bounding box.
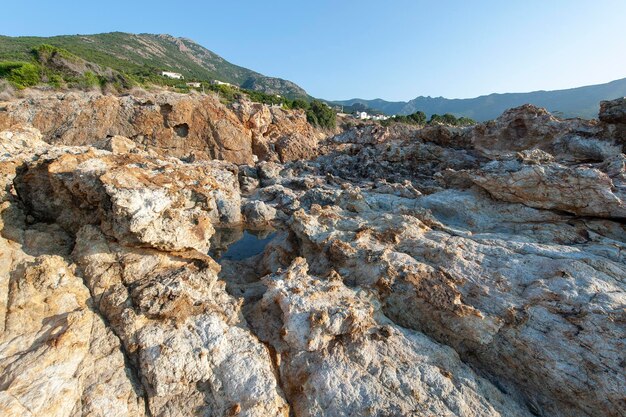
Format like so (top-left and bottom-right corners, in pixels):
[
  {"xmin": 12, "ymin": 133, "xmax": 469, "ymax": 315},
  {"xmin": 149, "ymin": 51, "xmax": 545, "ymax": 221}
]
[
  {"xmin": 600, "ymin": 97, "xmax": 626, "ymax": 124},
  {"xmin": 14, "ymin": 149, "xmax": 242, "ymax": 250},
  {"xmin": 470, "ymin": 154, "xmax": 626, "ymax": 218},
  {"xmin": 281, "ymin": 190, "xmax": 625, "ymax": 417},
  {"xmin": 72, "ymin": 225, "xmax": 289, "ymax": 417},
  {"xmin": 600, "ymin": 97, "xmax": 626, "ymax": 146},
  {"xmin": 467, "ymin": 104, "xmax": 603, "ymax": 156},
  {"xmin": 241, "ymin": 101, "xmax": 625, "ymax": 417},
  {"xmin": 248, "ymin": 258, "xmax": 535, "ymax": 417},
  {"xmin": 234, "ymin": 100, "xmax": 320, "ymax": 163},
  {"xmin": 0, "ymin": 91, "xmax": 321, "ymax": 164},
  {"xmin": 0, "ymin": 129, "xmax": 287, "ymax": 416},
  {"xmin": 1, "ymin": 99, "xmax": 625, "ymax": 417},
  {"xmin": 0, "ymin": 254, "xmax": 146, "ymax": 417}
]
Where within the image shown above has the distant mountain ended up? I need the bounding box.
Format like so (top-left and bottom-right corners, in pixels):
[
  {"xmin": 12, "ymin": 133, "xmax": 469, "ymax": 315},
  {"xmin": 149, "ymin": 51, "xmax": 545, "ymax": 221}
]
[
  {"xmin": 334, "ymin": 78, "xmax": 626, "ymax": 121},
  {"xmin": 0, "ymin": 32, "xmax": 308, "ymax": 99}
]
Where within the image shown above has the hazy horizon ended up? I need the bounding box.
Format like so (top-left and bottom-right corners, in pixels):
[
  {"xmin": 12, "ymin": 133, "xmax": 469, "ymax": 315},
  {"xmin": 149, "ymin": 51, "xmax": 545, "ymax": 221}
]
[{"xmin": 2, "ymin": 0, "xmax": 625, "ymax": 101}]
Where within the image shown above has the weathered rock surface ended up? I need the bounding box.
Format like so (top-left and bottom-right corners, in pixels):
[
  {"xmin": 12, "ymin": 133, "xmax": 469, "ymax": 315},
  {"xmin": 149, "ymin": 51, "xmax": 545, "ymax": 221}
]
[
  {"xmin": 471, "ymin": 155, "xmax": 626, "ymax": 218},
  {"xmin": 72, "ymin": 225, "xmax": 289, "ymax": 417},
  {"xmin": 0, "ymin": 130, "xmax": 288, "ymax": 417},
  {"xmin": 281, "ymin": 191, "xmax": 625, "ymax": 417},
  {"xmin": 15, "ymin": 149, "xmax": 242, "ymax": 251},
  {"xmin": 242, "ymin": 200, "xmax": 278, "ymax": 226},
  {"xmin": 0, "ymin": 90, "xmax": 322, "ymax": 164},
  {"xmin": 249, "ymin": 258, "xmax": 535, "ymax": 417},
  {"xmin": 600, "ymin": 97, "xmax": 626, "ymax": 146},
  {"xmin": 0, "ymin": 255, "xmax": 145, "ymax": 417},
  {"xmin": 1, "ymin": 98, "xmax": 625, "ymax": 417},
  {"xmin": 600, "ymin": 97, "xmax": 626, "ymax": 124}
]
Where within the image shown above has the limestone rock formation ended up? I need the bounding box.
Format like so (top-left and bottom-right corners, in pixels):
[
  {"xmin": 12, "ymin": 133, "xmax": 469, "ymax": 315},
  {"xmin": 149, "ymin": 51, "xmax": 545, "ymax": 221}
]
[
  {"xmin": 0, "ymin": 126, "xmax": 287, "ymax": 417},
  {"xmin": 249, "ymin": 258, "xmax": 535, "ymax": 417},
  {"xmin": 0, "ymin": 97, "xmax": 625, "ymax": 417},
  {"xmin": 0, "ymin": 255, "xmax": 146, "ymax": 417},
  {"xmin": 470, "ymin": 155, "xmax": 626, "ymax": 218},
  {"xmin": 0, "ymin": 90, "xmax": 321, "ymax": 164}
]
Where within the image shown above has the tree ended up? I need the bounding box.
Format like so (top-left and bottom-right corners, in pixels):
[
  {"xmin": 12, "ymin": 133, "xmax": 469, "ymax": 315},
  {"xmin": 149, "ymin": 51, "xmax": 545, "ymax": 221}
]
[
  {"xmin": 429, "ymin": 114, "xmax": 444, "ymax": 124},
  {"xmin": 291, "ymin": 98, "xmax": 310, "ymax": 110},
  {"xmin": 457, "ymin": 117, "xmax": 477, "ymax": 126},
  {"xmin": 408, "ymin": 111, "xmax": 427, "ymax": 125},
  {"xmin": 427, "ymin": 113, "xmax": 475, "ymax": 126},
  {"xmin": 306, "ymin": 99, "xmax": 336, "ymax": 129},
  {"xmin": 442, "ymin": 113, "xmax": 458, "ymax": 125}
]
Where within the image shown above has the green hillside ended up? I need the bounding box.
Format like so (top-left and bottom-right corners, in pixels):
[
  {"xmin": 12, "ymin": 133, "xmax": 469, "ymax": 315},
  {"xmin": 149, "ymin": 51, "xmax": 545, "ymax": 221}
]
[{"xmin": 0, "ymin": 32, "xmax": 308, "ymax": 98}]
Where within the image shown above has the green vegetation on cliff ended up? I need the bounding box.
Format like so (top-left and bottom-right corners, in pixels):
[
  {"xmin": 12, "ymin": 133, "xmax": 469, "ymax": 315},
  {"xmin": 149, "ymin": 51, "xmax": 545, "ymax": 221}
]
[
  {"xmin": 301, "ymin": 100, "xmax": 336, "ymax": 129},
  {"xmin": 0, "ymin": 44, "xmax": 134, "ymax": 90},
  {"xmin": 0, "ymin": 32, "xmax": 309, "ymax": 99},
  {"xmin": 0, "ymin": 38, "xmax": 327, "ymax": 125},
  {"xmin": 0, "ymin": 61, "xmax": 40, "ymax": 88},
  {"xmin": 308, "ymin": 101, "xmax": 336, "ymax": 129}
]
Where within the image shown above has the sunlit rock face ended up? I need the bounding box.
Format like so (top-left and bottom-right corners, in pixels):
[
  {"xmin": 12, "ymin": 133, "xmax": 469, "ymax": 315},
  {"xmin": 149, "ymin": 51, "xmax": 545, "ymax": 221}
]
[
  {"xmin": 0, "ymin": 97, "xmax": 624, "ymax": 417},
  {"xmin": 0, "ymin": 91, "xmax": 323, "ymax": 164}
]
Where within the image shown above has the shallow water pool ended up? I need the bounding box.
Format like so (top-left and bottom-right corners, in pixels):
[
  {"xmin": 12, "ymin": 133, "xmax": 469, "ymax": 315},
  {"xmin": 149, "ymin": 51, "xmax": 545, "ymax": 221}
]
[{"xmin": 209, "ymin": 227, "xmax": 276, "ymax": 262}]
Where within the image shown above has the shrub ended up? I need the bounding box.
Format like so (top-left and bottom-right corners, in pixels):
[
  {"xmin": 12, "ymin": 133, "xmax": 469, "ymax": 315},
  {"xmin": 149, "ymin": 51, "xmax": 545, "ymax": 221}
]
[
  {"xmin": 0, "ymin": 62, "xmax": 24, "ymax": 77},
  {"xmin": 205, "ymin": 83, "xmax": 241, "ymax": 104},
  {"xmin": 408, "ymin": 111, "xmax": 427, "ymax": 125},
  {"xmin": 32, "ymin": 44, "xmax": 78, "ymax": 62},
  {"xmin": 0, "ymin": 62, "xmax": 41, "ymax": 88},
  {"xmin": 306, "ymin": 99, "xmax": 336, "ymax": 129},
  {"xmin": 291, "ymin": 98, "xmax": 310, "ymax": 110},
  {"xmin": 82, "ymin": 71, "xmax": 100, "ymax": 87},
  {"xmin": 456, "ymin": 116, "xmax": 477, "ymax": 126},
  {"xmin": 386, "ymin": 110, "xmax": 476, "ymax": 127},
  {"xmin": 47, "ymin": 73, "xmax": 64, "ymax": 88},
  {"xmin": 244, "ymin": 89, "xmax": 283, "ymax": 106}
]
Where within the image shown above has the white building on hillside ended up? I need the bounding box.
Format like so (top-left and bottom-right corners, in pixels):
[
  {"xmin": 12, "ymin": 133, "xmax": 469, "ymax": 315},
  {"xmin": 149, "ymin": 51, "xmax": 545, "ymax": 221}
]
[
  {"xmin": 210, "ymin": 80, "xmax": 238, "ymax": 89},
  {"xmin": 161, "ymin": 71, "xmax": 184, "ymax": 80},
  {"xmin": 186, "ymin": 82, "xmax": 202, "ymax": 88},
  {"xmin": 355, "ymin": 111, "xmax": 370, "ymax": 120}
]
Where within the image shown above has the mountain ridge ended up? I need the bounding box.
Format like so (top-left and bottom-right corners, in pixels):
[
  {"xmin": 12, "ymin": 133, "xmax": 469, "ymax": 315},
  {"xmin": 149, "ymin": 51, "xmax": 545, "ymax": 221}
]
[{"xmin": 334, "ymin": 77, "xmax": 626, "ymax": 121}]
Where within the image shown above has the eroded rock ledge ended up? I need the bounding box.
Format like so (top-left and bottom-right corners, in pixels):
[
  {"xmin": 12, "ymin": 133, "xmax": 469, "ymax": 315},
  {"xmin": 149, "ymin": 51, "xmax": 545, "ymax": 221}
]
[
  {"xmin": 0, "ymin": 97, "xmax": 624, "ymax": 417},
  {"xmin": 0, "ymin": 91, "xmax": 325, "ymax": 164}
]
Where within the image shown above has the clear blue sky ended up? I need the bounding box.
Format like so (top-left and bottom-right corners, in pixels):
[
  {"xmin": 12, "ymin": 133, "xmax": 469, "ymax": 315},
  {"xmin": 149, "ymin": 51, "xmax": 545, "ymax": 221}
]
[{"xmin": 2, "ymin": 0, "xmax": 625, "ymax": 101}]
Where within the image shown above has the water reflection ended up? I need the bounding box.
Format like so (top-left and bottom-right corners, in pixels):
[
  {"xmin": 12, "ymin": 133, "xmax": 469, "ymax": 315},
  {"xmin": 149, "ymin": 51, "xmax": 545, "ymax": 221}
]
[{"xmin": 209, "ymin": 227, "xmax": 276, "ymax": 262}]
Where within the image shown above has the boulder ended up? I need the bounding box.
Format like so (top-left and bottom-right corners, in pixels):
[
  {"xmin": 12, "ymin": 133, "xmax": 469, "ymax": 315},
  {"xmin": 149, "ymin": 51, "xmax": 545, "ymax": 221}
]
[
  {"xmin": 0, "ymin": 250, "xmax": 145, "ymax": 417},
  {"xmin": 72, "ymin": 226, "xmax": 289, "ymax": 417},
  {"xmin": 242, "ymin": 200, "xmax": 278, "ymax": 226},
  {"xmin": 96, "ymin": 135, "xmax": 137, "ymax": 154},
  {"xmin": 13, "ymin": 149, "xmax": 242, "ymax": 251},
  {"xmin": 599, "ymin": 97, "xmax": 626, "ymax": 124},
  {"xmin": 470, "ymin": 157, "xmax": 626, "ymax": 218}
]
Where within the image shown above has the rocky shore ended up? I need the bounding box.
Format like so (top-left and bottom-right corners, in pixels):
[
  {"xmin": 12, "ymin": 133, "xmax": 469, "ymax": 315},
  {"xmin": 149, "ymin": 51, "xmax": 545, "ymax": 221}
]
[{"xmin": 0, "ymin": 92, "xmax": 624, "ymax": 417}]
